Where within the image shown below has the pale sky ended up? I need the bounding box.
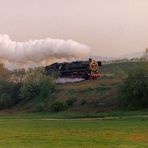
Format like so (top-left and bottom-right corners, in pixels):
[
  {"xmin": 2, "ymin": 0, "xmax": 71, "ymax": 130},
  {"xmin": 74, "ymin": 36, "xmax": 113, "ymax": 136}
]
[{"xmin": 0, "ymin": 0, "xmax": 148, "ymax": 57}]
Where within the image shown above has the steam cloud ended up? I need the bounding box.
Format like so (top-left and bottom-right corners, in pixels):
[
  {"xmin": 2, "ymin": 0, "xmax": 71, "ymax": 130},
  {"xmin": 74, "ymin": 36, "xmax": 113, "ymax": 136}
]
[{"xmin": 0, "ymin": 34, "xmax": 90, "ymax": 69}]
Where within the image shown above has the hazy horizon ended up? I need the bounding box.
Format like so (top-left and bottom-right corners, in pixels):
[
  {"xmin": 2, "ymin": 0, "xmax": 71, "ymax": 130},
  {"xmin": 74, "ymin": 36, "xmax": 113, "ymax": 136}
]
[{"xmin": 0, "ymin": 0, "xmax": 148, "ymax": 57}]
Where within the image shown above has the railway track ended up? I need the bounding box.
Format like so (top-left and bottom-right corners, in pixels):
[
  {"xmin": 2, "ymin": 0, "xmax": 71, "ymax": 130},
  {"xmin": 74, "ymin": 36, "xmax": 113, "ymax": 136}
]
[{"xmin": 59, "ymin": 79, "xmax": 123, "ymax": 90}]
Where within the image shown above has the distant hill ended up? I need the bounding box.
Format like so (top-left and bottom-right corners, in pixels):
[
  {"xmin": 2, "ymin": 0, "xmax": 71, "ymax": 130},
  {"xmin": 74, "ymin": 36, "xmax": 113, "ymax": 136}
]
[
  {"xmin": 118, "ymin": 51, "xmax": 144, "ymax": 59},
  {"xmin": 79, "ymin": 56, "xmax": 115, "ymax": 61},
  {"xmin": 79, "ymin": 51, "xmax": 145, "ymax": 61}
]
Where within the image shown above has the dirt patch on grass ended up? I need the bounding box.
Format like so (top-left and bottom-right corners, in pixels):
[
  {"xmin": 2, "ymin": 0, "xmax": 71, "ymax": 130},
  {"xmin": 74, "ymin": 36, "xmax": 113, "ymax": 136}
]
[{"xmin": 128, "ymin": 133, "xmax": 148, "ymax": 142}]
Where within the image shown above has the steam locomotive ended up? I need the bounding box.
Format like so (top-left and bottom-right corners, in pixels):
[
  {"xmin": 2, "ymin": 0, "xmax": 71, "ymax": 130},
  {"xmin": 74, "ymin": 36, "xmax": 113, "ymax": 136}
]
[{"xmin": 45, "ymin": 59, "xmax": 102, "ymax": 80}]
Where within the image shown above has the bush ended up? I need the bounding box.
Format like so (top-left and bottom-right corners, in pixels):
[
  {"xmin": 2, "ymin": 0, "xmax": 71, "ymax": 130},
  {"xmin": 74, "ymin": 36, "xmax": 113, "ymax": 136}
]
[
  {"xmin": 0, "ymin": 81, "xmax": 22, "ymax": 109},
  {"xmin": 65, "ymin": 97, "xmax": 77, "ymax": 107},
  {"xmin": 80, "ymin": 99, "xmax": 87, "ymax": 106},
  {"xmin": 20, "ymin": 70, "xmax": 56, "ymax": 100},
  {"xmin": 51, "ymin": 101, "xmax": 67, "ymax": 112},
  {"xmin": 0, "ymin": 93, "xmax": 12, "ymax": 109},
  {"xmin": 35, "ymin": 103, "xmax": 45, "ymax": 112},
  {"xmin": 119, "ymin": 67, "xmax": 148, "ymax": 110}
]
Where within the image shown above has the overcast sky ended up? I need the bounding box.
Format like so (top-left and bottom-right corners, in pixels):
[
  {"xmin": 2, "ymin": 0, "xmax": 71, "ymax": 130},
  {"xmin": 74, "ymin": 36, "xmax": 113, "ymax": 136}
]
[{"xmin": 0, "ymin": 0, "xmax": 148, "ymax": 57}]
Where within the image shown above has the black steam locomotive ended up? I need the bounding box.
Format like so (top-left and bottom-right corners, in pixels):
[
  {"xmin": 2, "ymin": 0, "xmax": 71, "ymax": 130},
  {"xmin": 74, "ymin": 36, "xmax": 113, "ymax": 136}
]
[{"xmin": 45, "ymin": 59, "xmax": 102, "ymax": 80}]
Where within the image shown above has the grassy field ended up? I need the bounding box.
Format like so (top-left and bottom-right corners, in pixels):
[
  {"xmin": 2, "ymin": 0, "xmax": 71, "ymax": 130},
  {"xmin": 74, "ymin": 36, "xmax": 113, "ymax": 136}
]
[
  {"xmin": 0, "ymin": 61, "xmax": 147, "ymax": 147},
  {"xmin": 0, "ymin": 112, "xmax": 147, "ymax": 148}
]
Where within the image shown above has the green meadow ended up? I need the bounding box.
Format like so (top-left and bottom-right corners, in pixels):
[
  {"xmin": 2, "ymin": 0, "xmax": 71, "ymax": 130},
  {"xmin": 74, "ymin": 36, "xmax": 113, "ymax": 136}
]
[
  {"xmin": 0, "ymin": 61, "xmax": 148, "ymax": 148},
  {"xmin": 0, "ymin": 114, "xmax": 147, "ymax": 148}
]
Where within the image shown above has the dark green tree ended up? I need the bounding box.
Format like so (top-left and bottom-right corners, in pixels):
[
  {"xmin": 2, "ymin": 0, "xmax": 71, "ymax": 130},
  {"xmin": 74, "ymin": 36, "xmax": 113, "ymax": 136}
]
[{"xmin": 120, "ymin": 66, "xmax": 148, "ymax": 110}]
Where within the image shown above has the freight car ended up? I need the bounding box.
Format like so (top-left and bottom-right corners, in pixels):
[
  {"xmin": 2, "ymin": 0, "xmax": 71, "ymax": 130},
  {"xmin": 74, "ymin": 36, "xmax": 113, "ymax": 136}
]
[{"xmin": 45, "ymin": 59, "xmax": 102, "ymax": 80}]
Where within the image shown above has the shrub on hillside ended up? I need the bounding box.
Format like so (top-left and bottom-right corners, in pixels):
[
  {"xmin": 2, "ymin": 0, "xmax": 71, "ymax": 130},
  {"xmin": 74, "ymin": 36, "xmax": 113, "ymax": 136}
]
[
  {"xmin": 20, "ymin": 70, "xmax": 56, "ymax": 100},
  {"xmin": 0, "ymin": 93, "xmax": 12, "ymax": 109},
  {"xmin": 80, "ymin": 99, "xmax": 88, "ymax": 106},
  {"xmin": 65, "ymin": 97, "xmax": 77, "ymax": 107},
  {"xmin": 0, "ymin": 81, "xmax": 22, "ymax": 109},
  {"xmin": 119, "ymin": 66, "xmax": 148, "ymax": 110},
  {"xmin": 51, "ymin": 101, "xmax": 67, "ymax": 112}
]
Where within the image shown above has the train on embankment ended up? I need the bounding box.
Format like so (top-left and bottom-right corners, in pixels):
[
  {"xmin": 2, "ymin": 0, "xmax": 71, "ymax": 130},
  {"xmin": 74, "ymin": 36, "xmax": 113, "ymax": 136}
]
[{"xmin": 45, "ymin": 59, "xmax": 102, "ymax": 80}]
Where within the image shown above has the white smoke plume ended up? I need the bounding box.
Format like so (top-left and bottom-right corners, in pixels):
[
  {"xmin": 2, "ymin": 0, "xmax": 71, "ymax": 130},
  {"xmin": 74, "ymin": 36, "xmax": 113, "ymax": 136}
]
[{"xmin": 0, "ymin": 34, "xmax": 90, "ymax": 69}]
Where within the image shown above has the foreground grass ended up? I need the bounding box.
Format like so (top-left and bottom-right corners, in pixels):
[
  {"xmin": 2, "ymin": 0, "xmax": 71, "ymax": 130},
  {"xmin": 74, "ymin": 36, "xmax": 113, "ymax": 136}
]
[{"xmin": 0, "ymin": 112, "xmax": 147, "ymax": 147}]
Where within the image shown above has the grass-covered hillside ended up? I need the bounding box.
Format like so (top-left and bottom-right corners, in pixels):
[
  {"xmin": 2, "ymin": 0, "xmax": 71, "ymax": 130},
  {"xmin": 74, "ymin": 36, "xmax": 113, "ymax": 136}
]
[
  {"xmin": 100, "ymin": 61, "xmax": 148, "ymax": 79},
  {"xmin": 0, "ymin": 61, "xmax": 148, "ymax": 113}
]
